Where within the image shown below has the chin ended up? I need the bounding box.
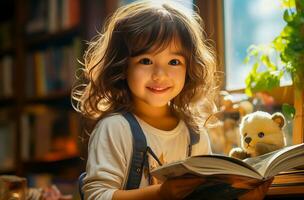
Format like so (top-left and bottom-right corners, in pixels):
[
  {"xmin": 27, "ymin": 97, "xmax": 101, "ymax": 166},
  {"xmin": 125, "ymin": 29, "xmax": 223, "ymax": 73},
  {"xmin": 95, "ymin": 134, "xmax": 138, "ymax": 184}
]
[
  {"xmin": 144, "ymin": 98, "xmax": 171, "ymax": 108},
  {"xmin": 147, "ymin": 101, "xmax": 169, "ymax": 108}
]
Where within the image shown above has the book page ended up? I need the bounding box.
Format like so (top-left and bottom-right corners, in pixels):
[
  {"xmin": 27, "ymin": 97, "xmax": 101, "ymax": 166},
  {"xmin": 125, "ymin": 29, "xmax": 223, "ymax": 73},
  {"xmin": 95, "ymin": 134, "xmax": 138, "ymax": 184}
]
[
  {"xmin": 186, "ymin": 155, "xmax": 261, "ymax": 179},
  {"xmin": 150, "ymin": 161, "xmax": 191, "ymax": 181},
  {"xmin": 151, "ymin": 155, "xmax": 263, "ymax": 181},
  {"xmin": 244, "ymin": 151, "xmax": 277, "ymax": 174},
  {"xmin": 244, "ymin": 143, "xmax": 304, "ymax": 177}
]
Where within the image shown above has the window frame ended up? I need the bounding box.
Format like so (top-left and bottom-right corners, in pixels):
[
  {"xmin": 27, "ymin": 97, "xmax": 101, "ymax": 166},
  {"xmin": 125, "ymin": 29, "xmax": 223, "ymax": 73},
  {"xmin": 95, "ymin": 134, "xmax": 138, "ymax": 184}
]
[{"xmin": 195, "ymin": 0, "xmax": 302, "ymax": 144}]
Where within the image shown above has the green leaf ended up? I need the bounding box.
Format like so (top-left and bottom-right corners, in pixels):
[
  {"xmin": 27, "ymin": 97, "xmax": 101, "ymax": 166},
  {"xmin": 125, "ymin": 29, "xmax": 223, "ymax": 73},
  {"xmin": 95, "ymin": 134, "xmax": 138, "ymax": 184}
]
[
  {"xmin": 283, "ymin": 10, "xmax": 293, "ymax": 22},
  {"xmin": 261, "ymin": 55, "xmax": 277, "ymax": 70},
  {"xmin": 252, "ymin": 62, "xmax": 259, "ymax": 74},
  {"xmin": 282, "ymin": 103, "xmax": 296, "ymax": 120},
  {"xmin": 245, "ymin": 87, "xmax": 253, "ymax": 97},
  {"xmin": 244, "ymin": 56, "xmax": 250, "ymax": 64},
  {"xmin": 281, "ymin": 0, "xmax": 296, "ymax": 8},
  {"xmin": 247, "ymin": 45, "xmax": 259, "ymax": 57},
  {"xmin": 273, "ymin": 36, "xmax": 285, "ymax": 52},
  {"xmin": 243, "ymin": 0, "xmax": 304, "ymax": 94}
]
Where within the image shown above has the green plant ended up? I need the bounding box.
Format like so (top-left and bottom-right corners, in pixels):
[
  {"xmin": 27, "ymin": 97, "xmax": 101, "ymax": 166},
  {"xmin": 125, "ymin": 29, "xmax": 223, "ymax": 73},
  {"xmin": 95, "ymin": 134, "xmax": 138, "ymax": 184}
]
[{"xmin": 244, "ymin": 0, "xmax": 304, "ymax": 97}]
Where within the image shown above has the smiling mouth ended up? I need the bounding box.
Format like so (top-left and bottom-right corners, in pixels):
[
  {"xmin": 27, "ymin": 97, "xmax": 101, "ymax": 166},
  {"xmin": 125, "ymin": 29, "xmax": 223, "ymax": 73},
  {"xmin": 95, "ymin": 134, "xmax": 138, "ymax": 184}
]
[{"xmin": 146, "ymin": 86, "xmax": 171, "ymax": 93}]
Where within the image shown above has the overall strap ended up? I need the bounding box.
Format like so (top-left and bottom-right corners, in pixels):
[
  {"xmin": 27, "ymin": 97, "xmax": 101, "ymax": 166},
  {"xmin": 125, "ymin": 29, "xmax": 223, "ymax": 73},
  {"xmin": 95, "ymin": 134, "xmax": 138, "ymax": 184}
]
[{"xmin": 122, "ymin": 112, "xmax": 148, "ymax": 190}]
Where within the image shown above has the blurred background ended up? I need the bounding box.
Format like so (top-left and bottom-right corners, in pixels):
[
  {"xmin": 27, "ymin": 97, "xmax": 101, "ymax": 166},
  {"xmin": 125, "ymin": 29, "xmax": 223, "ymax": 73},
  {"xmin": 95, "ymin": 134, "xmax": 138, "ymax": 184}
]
[{"xmin": 0, "ymin": 0, "xmax": 301, "ymax": 198}]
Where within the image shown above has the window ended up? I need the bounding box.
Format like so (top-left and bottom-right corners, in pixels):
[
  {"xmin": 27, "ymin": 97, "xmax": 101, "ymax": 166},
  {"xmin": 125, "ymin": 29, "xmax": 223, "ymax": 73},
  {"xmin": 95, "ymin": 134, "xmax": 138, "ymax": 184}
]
[{"xmin": 224, "ymin": 0, "xmax": 286, "ymax": 90}]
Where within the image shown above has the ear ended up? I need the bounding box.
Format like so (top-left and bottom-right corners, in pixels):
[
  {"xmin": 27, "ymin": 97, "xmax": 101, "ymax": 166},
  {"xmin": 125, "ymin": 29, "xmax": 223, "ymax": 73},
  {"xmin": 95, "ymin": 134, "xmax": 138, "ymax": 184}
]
[
  {"xmin": 271, "ymin": 112, "xmax": 285, "ymax": 129},
  {"xmin": 241, "ymin": 114, "xmax": 250, "ymax": 124}
]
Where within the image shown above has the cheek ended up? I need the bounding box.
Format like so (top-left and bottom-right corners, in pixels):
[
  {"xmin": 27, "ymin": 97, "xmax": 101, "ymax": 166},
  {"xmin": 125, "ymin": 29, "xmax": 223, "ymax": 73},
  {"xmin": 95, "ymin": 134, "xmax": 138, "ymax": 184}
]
[
  {"xmin": 170, "ymin": 68, "xmax": 186, "ymax": 87},
  {"xmin": 127, "ymin": 67, "xmax": 147, "ymax": 90}
]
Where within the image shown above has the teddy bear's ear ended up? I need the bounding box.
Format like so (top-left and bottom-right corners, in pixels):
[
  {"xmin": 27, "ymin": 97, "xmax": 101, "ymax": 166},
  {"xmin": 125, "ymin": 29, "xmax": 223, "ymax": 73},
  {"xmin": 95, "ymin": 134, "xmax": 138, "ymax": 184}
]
[
  {"xmin": 242, "ymin": 114, "xmax": 250, "ymax": 122},
  {"xmin": 271, "ymin": 112, "xmax": 285, "ymax": 129}
]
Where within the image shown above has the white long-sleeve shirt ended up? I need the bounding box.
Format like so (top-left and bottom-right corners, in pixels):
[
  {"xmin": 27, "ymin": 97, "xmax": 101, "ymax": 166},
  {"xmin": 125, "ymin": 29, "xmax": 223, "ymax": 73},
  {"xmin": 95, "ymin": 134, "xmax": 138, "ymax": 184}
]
[{"xmin": 83, "ymin": 113, "xmax": 211, "ymax": 200}]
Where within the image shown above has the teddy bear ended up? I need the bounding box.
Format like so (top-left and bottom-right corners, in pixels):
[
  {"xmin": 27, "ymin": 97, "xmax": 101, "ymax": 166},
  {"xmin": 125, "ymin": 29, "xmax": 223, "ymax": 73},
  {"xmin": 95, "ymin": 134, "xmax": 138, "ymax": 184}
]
[
  {"xmin": 229, "ymin": 111, "xmax": 286, "ymax": 160},
  {"xmin": 217, "ymin": 91, "xmax": 255, "ymax": 155}
]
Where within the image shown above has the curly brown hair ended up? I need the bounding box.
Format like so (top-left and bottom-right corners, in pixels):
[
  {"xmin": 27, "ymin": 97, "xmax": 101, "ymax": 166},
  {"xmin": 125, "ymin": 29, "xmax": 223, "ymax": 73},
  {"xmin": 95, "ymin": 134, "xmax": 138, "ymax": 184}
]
[{"xmin": 72, "ymin": 0, "xmax": 219, "ymax": 134}]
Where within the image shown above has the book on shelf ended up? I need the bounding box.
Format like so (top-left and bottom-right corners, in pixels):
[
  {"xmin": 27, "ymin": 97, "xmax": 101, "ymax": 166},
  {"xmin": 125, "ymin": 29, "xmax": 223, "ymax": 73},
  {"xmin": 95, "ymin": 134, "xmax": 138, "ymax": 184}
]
[
  {"xmin": 25, "ymin": 37, "xmax": 81, "ymax": 97},
  {"xmin": 21, "ymin": 106, "xmax": 80, "ymax": 162},
  {"xmin": 0, "ymin": 55, "xmax": 13, "ymax": 98},
  {"xmin": 27, "ymin": 0, "xmax": 80, "ymax": 34},
  {"xmin": 0, "ymin": 119, "xmax": 16, "ymax": 171},
  {"xmin": 150, "ymin": 143, "xmax": 304, "ymax": 200},
  {"xmin": 0, "ymin": 21, "xmax": 13, "ymax": 50}
]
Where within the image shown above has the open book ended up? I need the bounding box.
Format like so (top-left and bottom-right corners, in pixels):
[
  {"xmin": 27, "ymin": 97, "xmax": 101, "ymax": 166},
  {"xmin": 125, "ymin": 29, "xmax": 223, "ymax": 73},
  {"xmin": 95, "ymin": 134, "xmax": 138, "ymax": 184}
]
[{"xmin": 151, "ymin": 143, "xmax": 304, "ymax": 200}]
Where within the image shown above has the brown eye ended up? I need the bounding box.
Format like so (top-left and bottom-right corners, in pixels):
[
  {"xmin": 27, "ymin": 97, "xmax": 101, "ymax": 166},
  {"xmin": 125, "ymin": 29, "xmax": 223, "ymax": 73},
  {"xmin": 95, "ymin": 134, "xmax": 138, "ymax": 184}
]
[
  {"xmin": 244, "ymin": 133, "xmax": 247, "ymax": 137},
  {"xmin": 258, "ymin": 132, "xmax": 265, "ymax": 138},
  {"xmin": 139, "ymin": 58, "xmax": 152, "ymax": 65},
  {"xmin": 169, "ymin": 59, "xmax": 181, "ymax": 65}
]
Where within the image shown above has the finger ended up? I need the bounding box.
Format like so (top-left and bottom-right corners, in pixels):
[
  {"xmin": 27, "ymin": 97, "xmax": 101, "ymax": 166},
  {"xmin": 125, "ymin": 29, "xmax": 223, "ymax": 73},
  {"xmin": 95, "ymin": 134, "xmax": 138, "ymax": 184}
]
[
  {"xmin": 48, "ymin": 190, "xmax": 58, "ymax": 200},
  {"xmin": 42, "ymin": 187, "xmax": 52, "ymax": 199},
  {"xmin": 51, "ymin": 185, "xmax": 61, "ymax": 195}
]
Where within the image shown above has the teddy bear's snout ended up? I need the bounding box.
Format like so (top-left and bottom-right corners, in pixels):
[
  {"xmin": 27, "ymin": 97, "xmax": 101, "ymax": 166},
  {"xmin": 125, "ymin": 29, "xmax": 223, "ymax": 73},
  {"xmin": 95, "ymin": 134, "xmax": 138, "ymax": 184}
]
[{"xmin": 244, "ymin": 137, "xmax": 252, "ymax": 144}]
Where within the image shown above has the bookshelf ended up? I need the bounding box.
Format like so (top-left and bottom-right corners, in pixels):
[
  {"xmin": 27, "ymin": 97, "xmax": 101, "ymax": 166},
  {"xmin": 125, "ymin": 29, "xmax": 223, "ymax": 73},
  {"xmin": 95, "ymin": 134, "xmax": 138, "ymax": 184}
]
[
  {"xmin": 0, "ymin": 0, "xmax": 17, "ymax": 175},
  {"xmin": 0, "ymin": 0, "xmax": 118, "ymax": 195}
]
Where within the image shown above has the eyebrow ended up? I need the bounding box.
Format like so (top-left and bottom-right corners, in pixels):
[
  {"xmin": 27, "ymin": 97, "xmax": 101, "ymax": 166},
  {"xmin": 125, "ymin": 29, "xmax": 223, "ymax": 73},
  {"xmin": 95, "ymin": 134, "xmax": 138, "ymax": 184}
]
[
  {"xmin": 170, "ymin": 51, "xmax": 185, "ymax": 57},
  {"xmin": 134, "ymin": 50, "xmax": 185, "ymax": 58}
]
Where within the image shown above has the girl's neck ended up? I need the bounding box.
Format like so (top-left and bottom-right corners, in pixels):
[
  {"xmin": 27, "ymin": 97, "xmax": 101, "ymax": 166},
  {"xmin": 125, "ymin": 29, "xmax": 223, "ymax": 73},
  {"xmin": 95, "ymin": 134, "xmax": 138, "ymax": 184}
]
[
  {"xmin": 132, "ymin": 101, "xmax": 179, "ymax": 131},
  {"xmin": 132, "ymin": 101, "xmax": 171, "ymax": 119}
]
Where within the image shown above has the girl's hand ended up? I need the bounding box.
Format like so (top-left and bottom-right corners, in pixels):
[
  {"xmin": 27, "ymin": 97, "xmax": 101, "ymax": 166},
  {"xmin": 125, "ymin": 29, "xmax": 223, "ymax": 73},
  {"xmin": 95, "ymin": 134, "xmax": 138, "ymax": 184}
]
[{"xmin": 158, "ymin": 177, "xmax": 205, "ymax": 200}]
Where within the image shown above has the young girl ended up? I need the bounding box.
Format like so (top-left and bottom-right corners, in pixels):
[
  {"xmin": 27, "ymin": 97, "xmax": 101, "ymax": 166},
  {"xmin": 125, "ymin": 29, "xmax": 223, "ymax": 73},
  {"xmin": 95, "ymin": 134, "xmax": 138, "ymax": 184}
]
[{"xmin": 72, "ymin": 1, "xmax": 272, "ymax": 199}]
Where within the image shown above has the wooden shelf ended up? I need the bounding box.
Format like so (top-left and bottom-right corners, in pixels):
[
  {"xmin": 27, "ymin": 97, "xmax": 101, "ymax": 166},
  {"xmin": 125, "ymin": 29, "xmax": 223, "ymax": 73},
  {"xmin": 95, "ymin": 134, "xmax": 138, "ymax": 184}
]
[
  {"xmin": 0, "ymin": 0, "xmax": 114, "ymax": 190},
  {"xmin": 0, "ymin": 47, "xmax": 15, "ymax": 56},
  {"xmin": 0, "ymin": 97, "xmax": 16, "ymax": 107},
  {"xmin": 26, "ymin": 27, "xmax": 80, "ymax": 48},
  {"xmin": 22, "ymin": 155, "xmax": 84, "ymax": 174},
  {"xmin": 0, "ymin": 1, "xmax": 14, "ymax": 21},
  {"xmin": 25, "ymin": 91, "xmax": 71, "ymax": 102},
  {"xmin": 0, "ymin": 0, "xmax": 83, "ymax": 180},
  {"xmin": 0, "ymin": 168, "xmax": 16, "ymax": 175},
  {"xmin": 24, "ymin": 154, "xmax": 80, "ymax": 164}
]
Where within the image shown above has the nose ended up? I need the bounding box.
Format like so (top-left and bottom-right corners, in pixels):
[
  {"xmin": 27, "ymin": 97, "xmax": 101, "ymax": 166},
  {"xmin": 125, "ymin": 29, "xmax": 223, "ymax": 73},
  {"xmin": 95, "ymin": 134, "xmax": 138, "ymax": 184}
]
[
  {"xmin": 151, "ymin": 65, "xmax": 167, "ymax": 81},
  {"xmin": 244, "ymin": 137, "xmax": 252, "ymax": 144}
]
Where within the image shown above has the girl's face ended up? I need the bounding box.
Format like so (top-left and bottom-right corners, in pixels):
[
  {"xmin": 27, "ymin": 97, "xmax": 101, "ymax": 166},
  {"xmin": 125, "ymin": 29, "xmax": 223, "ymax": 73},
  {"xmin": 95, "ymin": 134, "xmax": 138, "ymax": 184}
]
[{"xmin": 127, "ymin": 38, "xmax": 186, "ymax": 110}]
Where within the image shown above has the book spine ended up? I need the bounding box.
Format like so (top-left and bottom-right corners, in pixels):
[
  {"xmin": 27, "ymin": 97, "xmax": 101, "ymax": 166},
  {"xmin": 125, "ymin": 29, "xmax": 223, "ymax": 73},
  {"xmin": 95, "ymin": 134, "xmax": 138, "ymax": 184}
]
[
  {"xmin": 33, "ymin": 51, "xmax": 45, "ymax": 96},
  {"xmin": 26, "ymin": 54, "xmax": 35, "ymax": 98},
  {"xmin": 0, "ymin": 120, "xmax": 16, "ymax": 171},
  {"xmin": 48, "ymin": 0, "xmax": 58, "ymax": 33},
  {"xmin": 21, "ymin": 114, "xmax": 30, "ymax": 161},
  {"xmin": 26, "ymin": 0, "xmax": 47, "ymax": 34},
  {"xmin": 68, "ymin": 0, "xmax": 80, "ymax": 28},
  {"xmin": 0, "ymin": 56, "xmax": 13, "ymax": 98},
  {"xmin": 2, "ymin": 56, "xmax": 13, "ymax": 97}
]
